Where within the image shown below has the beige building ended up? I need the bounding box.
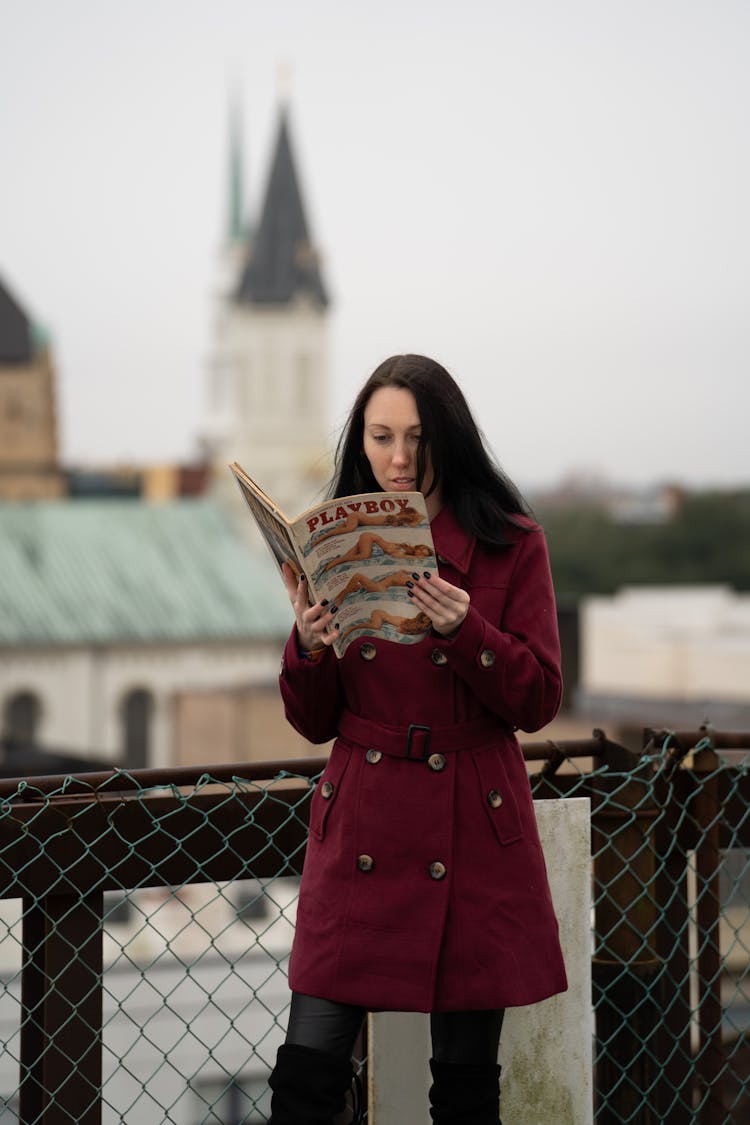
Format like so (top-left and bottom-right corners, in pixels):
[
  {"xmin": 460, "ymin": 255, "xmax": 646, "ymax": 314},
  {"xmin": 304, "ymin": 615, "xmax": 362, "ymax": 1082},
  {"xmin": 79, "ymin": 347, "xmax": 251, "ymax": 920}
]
[
  {"xmin": 578, "ymin": 585, "xmax": 750, "ymax": 733},
  {"xmin": 173, "ymin": 683, "xmax": 316, "ymax": 768},
  {"xmin": 0, "ymin": 276, "xmax": 65, "ymax": 500}
]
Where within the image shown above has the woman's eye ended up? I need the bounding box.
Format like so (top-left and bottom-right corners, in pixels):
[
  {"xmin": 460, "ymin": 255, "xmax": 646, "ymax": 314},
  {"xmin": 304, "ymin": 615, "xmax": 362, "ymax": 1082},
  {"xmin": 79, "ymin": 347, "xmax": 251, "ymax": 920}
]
[{"xmin": 372, "ymin": 434, "xmax": 390, "ymax": 443}]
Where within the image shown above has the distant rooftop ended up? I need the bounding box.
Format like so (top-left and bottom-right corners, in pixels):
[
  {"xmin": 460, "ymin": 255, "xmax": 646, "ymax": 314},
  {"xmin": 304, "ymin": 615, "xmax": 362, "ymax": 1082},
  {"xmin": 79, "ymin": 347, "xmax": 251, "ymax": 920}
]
[{"xmin": 0, "ymin": 498, "xmax": 292, "ymax": 646}]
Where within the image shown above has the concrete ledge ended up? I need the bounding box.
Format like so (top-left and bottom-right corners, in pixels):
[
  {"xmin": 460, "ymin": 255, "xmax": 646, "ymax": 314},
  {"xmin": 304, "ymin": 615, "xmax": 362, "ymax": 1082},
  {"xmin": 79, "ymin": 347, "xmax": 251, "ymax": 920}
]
[{"xmin": 368, "ymin": 797, "xmax": 592, "ymax": 1124}]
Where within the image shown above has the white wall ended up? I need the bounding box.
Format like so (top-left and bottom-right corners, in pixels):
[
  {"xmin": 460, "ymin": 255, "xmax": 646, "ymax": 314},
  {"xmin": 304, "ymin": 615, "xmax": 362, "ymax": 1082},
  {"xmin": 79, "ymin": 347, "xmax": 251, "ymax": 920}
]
[
  {"xmin": 581, "ymin": 585, "xmax": 750, "ymax": 702},
  {"xmin": 368, "ymin": 797, "xmax": 593, "ymax": 1125},
  {"xmin": 0, "ymin": 640, "xmax": 282, "ymax": 767}
]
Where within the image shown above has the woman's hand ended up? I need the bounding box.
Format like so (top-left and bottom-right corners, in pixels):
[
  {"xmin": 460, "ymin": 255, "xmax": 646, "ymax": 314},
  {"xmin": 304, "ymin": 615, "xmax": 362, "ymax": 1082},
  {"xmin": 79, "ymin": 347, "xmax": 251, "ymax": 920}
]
[
  {"xmin": 282, "ymin": 563, "xmax": 338, "ymax": 651},
  {"xmin": 406, "ymin": 572, "xmax": 470, "ymax": 637}
]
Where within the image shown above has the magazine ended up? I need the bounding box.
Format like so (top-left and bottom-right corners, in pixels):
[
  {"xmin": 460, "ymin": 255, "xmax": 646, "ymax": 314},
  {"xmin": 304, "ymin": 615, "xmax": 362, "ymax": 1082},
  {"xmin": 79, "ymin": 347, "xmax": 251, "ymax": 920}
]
[{"xmin": 229, "ymin": 461, "xmax": 438, "ymax": 657}]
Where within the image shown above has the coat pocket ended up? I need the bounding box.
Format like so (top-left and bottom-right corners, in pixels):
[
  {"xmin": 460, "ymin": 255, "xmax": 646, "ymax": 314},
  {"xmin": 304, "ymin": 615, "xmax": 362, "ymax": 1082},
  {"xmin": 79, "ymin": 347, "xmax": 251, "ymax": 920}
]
[
  {"xmin": 472, "ymin": 745, "xmax": 524, "ymax": 845},
  {"xmin": 309, "ymin": 743, "xmax": 351, "ymax": 842}
]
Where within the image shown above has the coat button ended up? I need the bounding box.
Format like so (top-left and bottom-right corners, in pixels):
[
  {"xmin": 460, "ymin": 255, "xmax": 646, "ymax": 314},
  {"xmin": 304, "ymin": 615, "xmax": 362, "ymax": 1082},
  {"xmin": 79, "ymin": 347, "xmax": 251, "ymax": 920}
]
[
  {"xmin": 360, "ymin": 642, "xmax": 377, "ymax": 661},
  {"xmin": 366, "ymin": 749, "xmax": 382, "ymax": 764},
  {"xmin": 487, "ymin": 789, "xmax": 503, "ymax": 808},
  {"xmin": 479, "ymin": 649, "xmax": 496, "ymax": 669},
  {"xmin": 430, "ymin": 648, "xmax": 448, "ymax": 666},
  {"xmin": 429, "ymin": 861, "xmax": 447, "ymax": 881},
  {"xmin": 357, "ymin": 854, "xmax": 375, "ymax": 873},
  {"xmin": 320, "ymin": 780, "xmax": 334, "ymax": 799},
  {"xmin": 428, "ymin": 753, "xmax": 446, "ymax": 772}
]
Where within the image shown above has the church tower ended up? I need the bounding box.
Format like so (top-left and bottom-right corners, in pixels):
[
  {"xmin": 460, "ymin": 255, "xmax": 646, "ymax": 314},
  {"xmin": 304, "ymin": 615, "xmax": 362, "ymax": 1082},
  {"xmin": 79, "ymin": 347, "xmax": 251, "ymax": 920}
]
[
  {"xmin": 0, "ymin": 276, "xmax": 65, "ymax": 500},
  {"xmin": 208, "ymin": 104, "xmax": 331, "ymax": 520}
]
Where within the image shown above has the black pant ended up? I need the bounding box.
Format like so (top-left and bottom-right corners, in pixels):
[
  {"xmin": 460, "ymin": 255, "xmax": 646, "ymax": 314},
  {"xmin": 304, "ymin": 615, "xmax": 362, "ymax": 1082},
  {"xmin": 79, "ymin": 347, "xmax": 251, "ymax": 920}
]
[{"xmin": 286, "ymin": 991, "xmax": 505, "ymax": 1065}]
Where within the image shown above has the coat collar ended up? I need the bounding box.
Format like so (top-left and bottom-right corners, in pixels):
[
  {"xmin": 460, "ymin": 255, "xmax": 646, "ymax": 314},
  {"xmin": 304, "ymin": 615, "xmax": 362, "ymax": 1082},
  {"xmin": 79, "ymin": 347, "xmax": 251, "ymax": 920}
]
[{"xmin": 430, "ymin": 504, "xmax": 477, "ymax": 575}]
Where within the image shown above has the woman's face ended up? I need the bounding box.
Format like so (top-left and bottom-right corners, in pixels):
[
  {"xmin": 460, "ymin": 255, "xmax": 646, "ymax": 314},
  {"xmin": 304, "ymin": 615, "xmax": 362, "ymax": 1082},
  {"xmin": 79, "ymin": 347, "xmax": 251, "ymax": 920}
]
[{"xmin": 363, "ymin": 387, "xmax": 441, "ymax": 518}]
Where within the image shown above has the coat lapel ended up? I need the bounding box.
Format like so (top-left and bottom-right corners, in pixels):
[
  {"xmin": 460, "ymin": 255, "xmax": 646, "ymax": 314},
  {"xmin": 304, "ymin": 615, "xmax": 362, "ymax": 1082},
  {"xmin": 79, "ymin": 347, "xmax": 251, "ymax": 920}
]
[{"xmin": 430, "ymin": 505, "xmax": 477, "ymax": 576}]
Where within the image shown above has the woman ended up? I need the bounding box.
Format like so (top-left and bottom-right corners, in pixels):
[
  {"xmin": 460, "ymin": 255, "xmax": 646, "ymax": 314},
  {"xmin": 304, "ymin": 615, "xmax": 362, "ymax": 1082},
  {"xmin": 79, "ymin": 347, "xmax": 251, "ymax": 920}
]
[
  {"xmin": 311, "ymin": 503, "xmax": 423, "ymax": 546},
  {"xmin": 335, "ymin": 568, "xmax": 413, "ymax": 604},
  {"xmin": 320, "ymin": 532, "xmax": 434, "ymax": 574},
  {"xmin": 269, "ymin": 355, "xmax": 566, "ymax": 1124},
  {"xmin": 336, "ymin": 608, "xmax": 433, "ymax": 648}
]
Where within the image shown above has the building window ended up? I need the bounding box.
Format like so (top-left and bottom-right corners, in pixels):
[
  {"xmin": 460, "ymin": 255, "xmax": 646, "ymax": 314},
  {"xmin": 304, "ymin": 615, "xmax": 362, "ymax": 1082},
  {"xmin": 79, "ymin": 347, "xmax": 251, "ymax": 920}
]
[
  {"xmin": 192, "ymin": 1075, "xmax": 269, "ymax": 1124},
  {"xmin": 2, "ymin": 691, "xmax": 41, "ymax": 748},
  {"xmin": 235, "ymin": 879, "xmax": 270, "ymax": 923},
  {"xmin": 103, "ymin": 890, "xmax": 133, "ymax": 927},
  {"xmin": 121, "ymin": 689, "xmax": 154, "ymax": 770}
]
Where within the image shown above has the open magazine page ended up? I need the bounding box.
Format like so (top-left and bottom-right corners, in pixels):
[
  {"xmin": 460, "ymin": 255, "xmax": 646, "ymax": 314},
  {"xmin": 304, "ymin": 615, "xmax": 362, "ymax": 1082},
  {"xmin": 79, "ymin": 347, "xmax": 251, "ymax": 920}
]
[
  {"xmin": 290, "ymin": 492, "xmax": 437, "ymax": 658},
  {"xmin": 230, "ymin": 468, "xmax": 304, "ymax": 581}
]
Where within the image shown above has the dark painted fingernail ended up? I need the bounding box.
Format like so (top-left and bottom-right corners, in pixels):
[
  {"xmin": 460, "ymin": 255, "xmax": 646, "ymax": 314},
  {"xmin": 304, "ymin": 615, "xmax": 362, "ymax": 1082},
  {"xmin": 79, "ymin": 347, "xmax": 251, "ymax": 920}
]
[
  {"xmin": 321, "ymin": 599, "xmax": 329, "ymax": 606},
  {"xmin": 423, "ymin": 572, "xmax": 432, "ymax": 579},
  {"xmin": 330, "ymin": 604, "xmax": 338, "ymax": 614},
  {"xmin": 411, "ymin": 572, "xmax": 420, "ymax": 580},
  {"xmin": 405, "ymin": 581, "xmax": 414, "ymax": 589},
  {"xmin": 335, "ymin": 622, "xmax": 340, "ymax": 630},
  {"xmin": 407, "ymin": 590, "xmax": 414, "ymax": 598}
]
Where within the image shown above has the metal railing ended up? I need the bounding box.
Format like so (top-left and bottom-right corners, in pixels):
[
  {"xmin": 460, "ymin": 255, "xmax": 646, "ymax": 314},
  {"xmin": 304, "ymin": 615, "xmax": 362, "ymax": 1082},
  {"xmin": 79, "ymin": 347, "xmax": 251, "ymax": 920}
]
[{"xmin": 0, "ymin": 728, "xmax": 748, "ymax": 1123}]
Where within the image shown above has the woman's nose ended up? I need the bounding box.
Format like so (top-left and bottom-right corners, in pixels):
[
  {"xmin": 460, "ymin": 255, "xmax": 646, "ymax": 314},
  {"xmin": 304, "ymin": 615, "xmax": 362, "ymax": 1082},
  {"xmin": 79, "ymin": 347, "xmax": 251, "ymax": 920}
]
[{"xmin": 391, "ymin": 443, "xmax": 410, "ymax": 466}]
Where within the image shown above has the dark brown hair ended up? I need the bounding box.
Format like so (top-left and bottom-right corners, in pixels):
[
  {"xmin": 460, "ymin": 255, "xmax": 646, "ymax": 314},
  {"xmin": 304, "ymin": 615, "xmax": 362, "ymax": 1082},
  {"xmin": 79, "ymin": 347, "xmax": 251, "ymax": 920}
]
[{"xmin": 330, "ymin": 354, "xmax": 530, "ymax": 546}]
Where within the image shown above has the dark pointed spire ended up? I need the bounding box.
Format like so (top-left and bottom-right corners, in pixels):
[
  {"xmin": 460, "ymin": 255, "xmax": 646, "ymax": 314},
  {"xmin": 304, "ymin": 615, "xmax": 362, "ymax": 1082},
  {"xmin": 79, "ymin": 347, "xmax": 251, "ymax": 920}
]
[
  {"xmin": 0, "ymin": 276, "xmax": 33, "ymax": 363},
  {"xmin": 235, "ymin": 107, "xmax": 328, "ymax": 307}
]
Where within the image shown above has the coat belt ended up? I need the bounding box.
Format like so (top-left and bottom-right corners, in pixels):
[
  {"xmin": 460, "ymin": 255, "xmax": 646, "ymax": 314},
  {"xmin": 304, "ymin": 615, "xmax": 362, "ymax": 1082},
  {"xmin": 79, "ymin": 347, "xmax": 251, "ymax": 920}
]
[{"xmin": 337, "ymin": 710, "xmax": 502, "ymax": 761}]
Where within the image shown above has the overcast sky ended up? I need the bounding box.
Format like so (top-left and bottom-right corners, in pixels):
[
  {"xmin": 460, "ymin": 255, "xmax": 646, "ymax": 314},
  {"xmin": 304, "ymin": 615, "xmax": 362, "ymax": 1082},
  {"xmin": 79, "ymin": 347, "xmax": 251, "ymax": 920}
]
[{"xmin": 2, "ymin": 0, "xmax": 748, "ymax": 491}]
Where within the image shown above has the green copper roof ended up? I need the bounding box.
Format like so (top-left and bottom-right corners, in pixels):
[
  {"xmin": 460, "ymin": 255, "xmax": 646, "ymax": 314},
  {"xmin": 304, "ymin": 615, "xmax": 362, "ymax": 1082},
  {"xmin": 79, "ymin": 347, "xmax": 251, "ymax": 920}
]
[
  {"xmin": 31, "ymin": 321, "xmax": 51, "ymax": 349},
  {"xmin": 0, "ymin": 499, "xmax": 292, "ymax": 646}
]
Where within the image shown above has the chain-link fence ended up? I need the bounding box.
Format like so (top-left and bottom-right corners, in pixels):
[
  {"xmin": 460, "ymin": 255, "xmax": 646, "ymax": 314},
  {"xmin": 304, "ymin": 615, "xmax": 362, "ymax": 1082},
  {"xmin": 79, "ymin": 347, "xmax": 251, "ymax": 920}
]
[
  {"xmin": 531, "ymin": 727, "xmax": 750, "ymax": 1125},
  {"xmin": 0, "ymin": 729, "xmax": 748, "ymax": 1123},
  {"xmin": 0, "ymin": 760, "xmax": 317, "ymax": 1123}
]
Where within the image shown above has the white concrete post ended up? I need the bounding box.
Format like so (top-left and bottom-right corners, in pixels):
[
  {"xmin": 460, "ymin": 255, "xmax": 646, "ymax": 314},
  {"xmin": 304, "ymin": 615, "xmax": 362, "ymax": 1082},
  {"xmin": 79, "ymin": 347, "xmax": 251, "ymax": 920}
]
[{"xmin": 368, "ymin": 797, "xmax": 592, "ymax": 1125}]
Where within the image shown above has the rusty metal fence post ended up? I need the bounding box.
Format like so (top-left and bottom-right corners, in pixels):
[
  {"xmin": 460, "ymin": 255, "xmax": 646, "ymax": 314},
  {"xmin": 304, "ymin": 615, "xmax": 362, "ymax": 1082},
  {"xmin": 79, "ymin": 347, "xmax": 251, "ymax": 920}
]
[
  {"xmin": 592, "ymin": 738, "xmax": 662, "ymax": 1125},
  {"xmin": 692, "ymin": 742, "xmax": 726, "ymax": 1125},
  {"xmin": 652, "ymin": 758, "xmax": 696, "ymax": 1122},
  {"xmin": 21, "ymin": 892, "xmax": 103, "ymax": 1124},
  {"xmin": 649, "ymin": 727, "xmax": 750, "ymax": 1124}
]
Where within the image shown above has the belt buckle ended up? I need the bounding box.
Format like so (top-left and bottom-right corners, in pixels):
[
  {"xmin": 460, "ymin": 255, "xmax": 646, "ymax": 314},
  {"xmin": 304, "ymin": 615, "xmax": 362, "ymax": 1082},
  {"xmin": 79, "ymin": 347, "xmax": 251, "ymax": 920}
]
[{"xmin": 406, "ymin": 723, "xmax": 431, "ymax": 761}]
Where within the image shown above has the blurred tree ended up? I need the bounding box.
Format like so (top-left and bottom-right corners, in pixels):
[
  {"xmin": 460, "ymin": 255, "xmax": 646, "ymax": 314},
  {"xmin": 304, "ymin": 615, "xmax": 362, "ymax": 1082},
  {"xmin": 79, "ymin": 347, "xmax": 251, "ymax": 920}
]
[{"xmin": 538, "ymin": 489, "xmax": 750, "ymax": 597}]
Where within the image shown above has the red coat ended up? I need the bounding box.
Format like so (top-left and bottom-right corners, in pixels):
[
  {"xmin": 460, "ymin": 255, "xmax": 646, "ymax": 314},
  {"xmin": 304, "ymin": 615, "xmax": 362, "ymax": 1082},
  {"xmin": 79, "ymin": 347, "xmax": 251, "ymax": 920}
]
[{"xmin": 279, "ymin": 505, "xmax": 567, "ymax": 1012}]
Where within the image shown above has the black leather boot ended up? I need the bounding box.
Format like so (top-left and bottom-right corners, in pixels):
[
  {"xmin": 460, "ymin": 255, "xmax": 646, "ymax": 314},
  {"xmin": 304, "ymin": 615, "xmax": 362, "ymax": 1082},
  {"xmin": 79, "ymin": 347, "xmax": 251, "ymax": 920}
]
[
  {"xmin": 268, "ymin": 1041, "xmax": 359, "ymax": 1124},
  {"xmin": 428, "ymin": 1058, "xmax": 502, "ymax": 1124}
]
